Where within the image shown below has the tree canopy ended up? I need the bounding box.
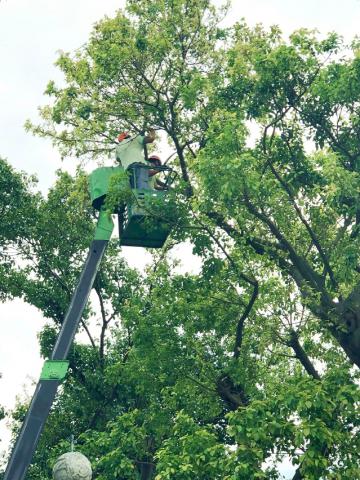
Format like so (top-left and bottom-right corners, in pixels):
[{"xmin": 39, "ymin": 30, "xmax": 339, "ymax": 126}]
[{"xmin": 2, "ymin": 1, "xmax": 360, "ymax": 479}]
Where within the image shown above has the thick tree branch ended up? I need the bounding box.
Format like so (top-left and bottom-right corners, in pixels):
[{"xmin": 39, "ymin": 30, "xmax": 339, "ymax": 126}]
[
  {"xmin": 243, "ymin": 191, "xmax": 329, "ymax": 298},
  {"xmin": 216, "ymin": 373, "xmax": 249, "ymax": 409},
  {"xmin": 234, "ymin": 283, "xmax": 258, "ymax": 359},
  {"xmin": 287, "ymin": 330, "xmax": 321, "ymax": 380},
  {"xmin": 168, "ymin": 126, "xmax": 193, "ymax": 197},
  {"xmin": 265, "ymin": 159, "xmax": 337, "ymax": 289}
]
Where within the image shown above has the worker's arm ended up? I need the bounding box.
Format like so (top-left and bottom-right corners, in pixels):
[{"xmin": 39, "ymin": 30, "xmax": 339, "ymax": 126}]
[{"xmin": 144, "ymin": 129, "xmax": 156, "ymax": 144}]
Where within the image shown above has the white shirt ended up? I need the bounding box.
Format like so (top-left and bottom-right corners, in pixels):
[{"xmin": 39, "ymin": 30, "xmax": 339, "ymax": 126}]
[{"xmin": 115, "ymin": 135, "xmax": 146, "ymax": 170}]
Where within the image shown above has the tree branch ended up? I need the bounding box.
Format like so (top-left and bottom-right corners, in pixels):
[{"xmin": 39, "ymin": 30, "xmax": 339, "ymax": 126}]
[
  {"xmin": 243, "ymin": 191, "xmax": 329, "ymax": 297},
  {"xmin": 287, "ymin": 330, "xmax": 321, "ymax": 380},
  {"xmin": 265, "ymin": 159, "xmax": 337, "ymax": 289},
  {"xmin": 234, "ymin": 283, "xmax": 258, "ymax": 359}
]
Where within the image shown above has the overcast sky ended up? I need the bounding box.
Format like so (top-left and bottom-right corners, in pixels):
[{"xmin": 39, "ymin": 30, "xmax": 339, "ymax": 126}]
[{"xmin": 1, "ymin": 0, "xmax": 360, "ymax": 475}]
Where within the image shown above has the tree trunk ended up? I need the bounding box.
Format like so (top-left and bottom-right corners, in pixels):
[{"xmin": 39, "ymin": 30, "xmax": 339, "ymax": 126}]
[
  {"xmin": 333, "ymin": 296, "xmax": 360, "ymax": 368},
  {"xmin": 139, "ymin": 462, "xmax": 155, "ymax": 480}
]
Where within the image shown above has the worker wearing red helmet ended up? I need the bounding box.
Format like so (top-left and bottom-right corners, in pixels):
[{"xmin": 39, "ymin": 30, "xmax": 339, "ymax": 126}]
[
  {"xmin": 148, "ymin": 154, "xmax": 167, "ymax": 190},
  {"xmin": 148, "ymin": 154, "xmax": 161, "ymax": 176},
  {"xmin": 89, "ymin": 129, "xmax": 155, "ymax": 210},
  {"xmin": 115, "ymin": 129, "xmax": 155, "ymax": 170}
]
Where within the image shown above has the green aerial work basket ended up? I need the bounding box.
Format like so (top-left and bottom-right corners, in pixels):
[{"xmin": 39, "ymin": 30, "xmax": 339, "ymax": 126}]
[
  {"xmin": 119, "ymin": 189, "xmax": 171, "ymax": 247},
  {"xmin": 119, "ymin": 163, "xmax": 176, "ymax": 248},
  {"xmin": 89, "ymin": 162, "xmax": 176, "ymax": 248}
]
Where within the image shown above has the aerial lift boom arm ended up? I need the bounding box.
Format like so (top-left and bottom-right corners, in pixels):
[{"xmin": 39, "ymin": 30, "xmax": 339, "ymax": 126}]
[{"xmin": 4, "ymin": 211, "xmax": 114, "ymax": 480}]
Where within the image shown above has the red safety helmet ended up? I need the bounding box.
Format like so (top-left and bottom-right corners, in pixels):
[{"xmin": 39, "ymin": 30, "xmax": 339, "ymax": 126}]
[
  {"xmin": 117, "ymin": 132, "xmax": 130, "ymax": 142},
  {"xmin": 148, "ymin": 154, "xmax": 161, "ymax": 165}
]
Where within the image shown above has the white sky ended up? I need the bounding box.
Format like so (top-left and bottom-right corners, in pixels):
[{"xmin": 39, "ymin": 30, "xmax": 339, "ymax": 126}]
[{"xmin": 1, "ymin": 0, "xmax": 359, "ymax": 475}]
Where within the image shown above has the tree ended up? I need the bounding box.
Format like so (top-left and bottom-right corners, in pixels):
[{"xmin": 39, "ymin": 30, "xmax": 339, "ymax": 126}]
[
  {"xmin": 3, "ymin": 1, "xmax": 360, "ymax": 479},
  {"xmin": 0, "ymin": 157, "xmax": 38, "ymax": 300}
]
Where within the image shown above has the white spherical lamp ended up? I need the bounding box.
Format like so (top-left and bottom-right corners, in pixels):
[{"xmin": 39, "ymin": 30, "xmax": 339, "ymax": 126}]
[{"xmin": 53, "ymin": 452, "xmax": 92, "ymax": 480}]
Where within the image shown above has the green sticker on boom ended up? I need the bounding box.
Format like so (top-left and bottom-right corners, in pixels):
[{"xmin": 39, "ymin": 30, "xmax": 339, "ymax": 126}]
[{"xmin": 40, "ymin": 360, "xmax": 70, "ymax": 381}]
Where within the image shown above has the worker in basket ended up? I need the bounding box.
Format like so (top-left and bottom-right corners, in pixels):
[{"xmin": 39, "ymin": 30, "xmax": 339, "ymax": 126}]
[
  {"xmin": 89, "ymin": 128, "xmax": 156, "ymax": 210},
  {"xmin": 88, "ymin": 128, "xmax": 173, "ymax": 244},
  {"xmin": 148, "ymin": 154, "xmax": 168, "ymax": 190},
  {"xmin": 116, "ymin": 129, "xmax": 156, "ymax": 188}
]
